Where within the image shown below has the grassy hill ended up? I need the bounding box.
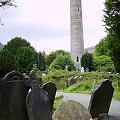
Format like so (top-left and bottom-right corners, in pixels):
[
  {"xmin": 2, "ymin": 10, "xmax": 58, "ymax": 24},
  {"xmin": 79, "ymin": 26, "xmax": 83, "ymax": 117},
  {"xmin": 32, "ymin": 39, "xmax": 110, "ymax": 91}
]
[{"xmin": 42, "ymin": 70, "xmax": 120, "ymax": 101}]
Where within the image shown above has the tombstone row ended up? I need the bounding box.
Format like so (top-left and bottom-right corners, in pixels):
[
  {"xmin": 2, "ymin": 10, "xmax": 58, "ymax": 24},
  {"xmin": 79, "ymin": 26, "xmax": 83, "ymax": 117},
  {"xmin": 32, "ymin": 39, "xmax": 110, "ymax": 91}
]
[{"xmin": 0, "ymin": 71, "xmax": 57, "ymax": 120}]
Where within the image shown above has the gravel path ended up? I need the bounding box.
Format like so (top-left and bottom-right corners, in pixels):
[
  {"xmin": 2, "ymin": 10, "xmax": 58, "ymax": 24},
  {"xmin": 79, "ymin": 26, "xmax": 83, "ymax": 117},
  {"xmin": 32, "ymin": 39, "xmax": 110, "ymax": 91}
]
[{"xmin": 56, "ymin": 92, "xmax": 120, "ymax": 119}]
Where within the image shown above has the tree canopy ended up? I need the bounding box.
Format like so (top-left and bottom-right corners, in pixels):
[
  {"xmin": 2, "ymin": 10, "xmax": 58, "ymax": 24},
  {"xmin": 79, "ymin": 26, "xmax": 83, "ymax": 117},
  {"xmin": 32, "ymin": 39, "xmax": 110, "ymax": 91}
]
[
  {"xmin": 81, "ymin": 52, "xmax": 93, "ymax": 72},
  {"xmin": 104, "ymin": 0, "xmax": 120, "ymax": 72},
  {"xmin": 0, "ymin": 0, "xmax": 14, "ymax": 7},
  {"xmin": 0, "ymin": 49, "xmax": 18, "ymax": 77},
  {"xmin": 46, "ymin": 50, "xmax": 70, "ymax": 67},
  {"xmin": 1, "ymin": 37, "xmax": 41, "ymax": 74},
  {"xmin": 16, "ymin": 47, "xmax": 36, "ymax": 73},
  {"xmin": 93, "ymin": 55, "xmax": 115, "ymax": 72},
  {"xmin": 49, "ymin": 54, "xmax": 76, "ymax": 71},
  {"xmin": 3, "ymin": 37, "xmax": 33, "ymax": 55},
  {"xmin": 94, "ymin": 36, "xmax": 110, "ymax": 56}
]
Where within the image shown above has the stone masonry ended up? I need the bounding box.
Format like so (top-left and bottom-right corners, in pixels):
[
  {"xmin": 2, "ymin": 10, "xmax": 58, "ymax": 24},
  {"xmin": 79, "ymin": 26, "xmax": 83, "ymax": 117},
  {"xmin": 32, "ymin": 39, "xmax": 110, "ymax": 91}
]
[{"xmin": 70, "ymin": 0, "xmax": 84, "ymax": 71}]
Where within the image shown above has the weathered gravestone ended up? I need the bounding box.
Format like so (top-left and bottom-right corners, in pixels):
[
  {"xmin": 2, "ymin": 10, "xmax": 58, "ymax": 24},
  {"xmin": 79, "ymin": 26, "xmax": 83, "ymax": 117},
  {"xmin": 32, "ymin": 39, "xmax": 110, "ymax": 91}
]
[
  {"xmin": 116, "ymin": 81, "xmax": 120, "ymax": 88},
  {"xmin": 52, "ymin": 100, "xmax": 91, "ymax": 120},
  {"xmin": 68, "ymin": 76, "xmax": 83, "ymax": 86},
  {"xmin": 25, "ymin": 70, "xmax": 43, "ymax": 87},
  {"xmin": 42, "ymin": 82, "xmax": 57, "ymax": 110},
  {"xmin": 26, "ymin": 79, "xmax": 52, "ymax": 120},
  {"xmin": 68, "ymin": 76, "xmax": 75, "ymax": 86},
  {"xmin": 0, "ymin": 71, "xmax": 29, "ymax": 120},
  {"xmin": 88, "ymin": 79, "xmax": 114, "ymax": 119}
]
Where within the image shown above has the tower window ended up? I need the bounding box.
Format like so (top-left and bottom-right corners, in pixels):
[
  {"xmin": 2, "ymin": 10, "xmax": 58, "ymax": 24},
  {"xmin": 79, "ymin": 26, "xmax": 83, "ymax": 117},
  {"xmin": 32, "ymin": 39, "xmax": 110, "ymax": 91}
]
[{"xmin": 77, "ymin": 56, "xmax": 79, "ymax": 62}]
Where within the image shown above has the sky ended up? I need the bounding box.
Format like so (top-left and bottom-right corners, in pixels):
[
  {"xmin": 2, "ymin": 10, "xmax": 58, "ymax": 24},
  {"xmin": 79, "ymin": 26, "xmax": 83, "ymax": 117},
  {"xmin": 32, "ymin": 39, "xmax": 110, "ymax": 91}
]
[{"xmin": 0, "ymin": 0, "xmax": 106, "ymax": 54}]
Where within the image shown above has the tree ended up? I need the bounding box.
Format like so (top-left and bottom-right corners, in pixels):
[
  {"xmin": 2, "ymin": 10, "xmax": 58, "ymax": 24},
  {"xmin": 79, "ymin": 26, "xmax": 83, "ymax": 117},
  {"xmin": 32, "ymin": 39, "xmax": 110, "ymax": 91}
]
[
  {"xmin": 94, "ymin": 36, "xmax": 110, "ymax": 56},
  {"xmin": 46, "ymin": 50, "xmax": 70, "ymax": 67},
  {"xmin": 0, "ymin": 0, "xmax": 16, "ymax": 25},
  {"xmin": 3, "ymin": 37, "xmax": 34, "ymax": 56},
  {"xmin": 16, "ymin": 47, "xmax": 36, "ymax": 73},
  {"xmin": 104, "ymin": 0, "xmax": 120, "ymax": 72},
  {"xmin": 93, "ymin": 55, "xmax": 115, "ymax": 72},
  {"xmin": 36, "ymin": 51, "xmax": 46, "ymax": 71},
  {"xmin": 81, "ymin": 52, "xmax": 93, "ymax": 72},
  {"xmin": 0, "ymin": 49, "xmax": 18, "ymax": 77},
  {"xmin": 0, "ymin": 0, "xmax": 15, "ymax": 7},
  {"xmin": 49, "ymin": 54, "xmax": 76, "ymax": 71}
]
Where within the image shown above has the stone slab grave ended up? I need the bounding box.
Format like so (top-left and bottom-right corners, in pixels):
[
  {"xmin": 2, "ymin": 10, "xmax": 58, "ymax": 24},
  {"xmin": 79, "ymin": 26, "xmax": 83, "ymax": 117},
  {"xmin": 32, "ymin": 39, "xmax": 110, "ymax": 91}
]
[
  {"xmin": 68, "ymin": 76, "xmax": 83, "ymax": 86},
  {"xmin": 88, "ymin": 79, "xmax": 114, "ymax": 119},
  {"xmin": 0, "ymin": 71, "xmax": 29, "ymax": 120},
  {"xmin": 26, "ymin": 79, "xmax": 52, "ymax": 120},
  {"xmin": 42, "ymin": 82, "xmax": 57, "ymax": 110},
  {"xmin": 52, "ymin": 100, "xmax": 91, "ymax": 120}
]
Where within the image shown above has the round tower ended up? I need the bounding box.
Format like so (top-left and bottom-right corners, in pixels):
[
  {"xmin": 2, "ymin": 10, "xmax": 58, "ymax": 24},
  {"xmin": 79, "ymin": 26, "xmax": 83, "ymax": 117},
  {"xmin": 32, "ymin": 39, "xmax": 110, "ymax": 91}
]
[{"xmin": 70, "ymin": 0, "xmax": 84, "ymax": 71}]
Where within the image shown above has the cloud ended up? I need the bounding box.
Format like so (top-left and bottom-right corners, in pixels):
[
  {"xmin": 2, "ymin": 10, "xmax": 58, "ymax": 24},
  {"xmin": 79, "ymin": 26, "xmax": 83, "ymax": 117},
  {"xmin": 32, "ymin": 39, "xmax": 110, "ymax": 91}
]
[
  {"xmin": 0, "ymin": 0, "xmax": 106, "ymax": 54},
  {"xmin": 31, "ymin": 36, "xmax": 70, "ymax": 54}
]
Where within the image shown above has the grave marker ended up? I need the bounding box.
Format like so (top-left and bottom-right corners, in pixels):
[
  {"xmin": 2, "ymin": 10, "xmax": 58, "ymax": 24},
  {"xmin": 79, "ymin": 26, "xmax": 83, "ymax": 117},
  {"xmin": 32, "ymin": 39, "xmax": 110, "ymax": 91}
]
[
  {"xmin": 88, "ymin": 79, "xmax": 114, "ymax": 119},
  {"xmin": 1, "ymin": 71, "xmax": 29, "ymax": 120},
  {"xmin": 26, "ymin": 80, "xmax": 52, "ymax": 120},
  {"xmin": 43, "ymin": 82, "xmax": 57, "ymax": 109}
]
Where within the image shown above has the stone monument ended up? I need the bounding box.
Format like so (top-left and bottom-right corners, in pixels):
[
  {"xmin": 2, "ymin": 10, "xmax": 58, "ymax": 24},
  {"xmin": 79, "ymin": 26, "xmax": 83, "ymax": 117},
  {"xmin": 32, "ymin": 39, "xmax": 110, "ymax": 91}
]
[
  {"xmin": 0, "ymin": 71, "xmax": 29, "ymax": 120},
  {"xmin": 52, "ymin": 100, "xmax": 91, "ymax": 120},
  {"xmin": 70, "ymin": 0, "xmax": 84, "ymax": 71},
  {"xmin": 88, "ymin": 79, "xmax": 114, "ymax": 119}
]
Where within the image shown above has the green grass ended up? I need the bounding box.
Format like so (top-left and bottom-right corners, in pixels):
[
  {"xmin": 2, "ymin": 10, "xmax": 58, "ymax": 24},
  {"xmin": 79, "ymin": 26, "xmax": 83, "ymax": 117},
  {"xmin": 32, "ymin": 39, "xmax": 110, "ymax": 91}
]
[
  {"xmin": 64, "ymin": 79, "xmax": 93, "ymax": 94},
  {"xmin": 112, "ymin": 82, "xmax": 120, "ymax": 101},
  {"xmin": 64, "ymin": 79, "xmax": 120, "ymax": 101},
  {"xmin": 53, "ymin": 95, "xmax": 63, "ymax": 113},
  {"xmin": 42, "ymin": 70, "xmax": 120, "ymax": 101}
]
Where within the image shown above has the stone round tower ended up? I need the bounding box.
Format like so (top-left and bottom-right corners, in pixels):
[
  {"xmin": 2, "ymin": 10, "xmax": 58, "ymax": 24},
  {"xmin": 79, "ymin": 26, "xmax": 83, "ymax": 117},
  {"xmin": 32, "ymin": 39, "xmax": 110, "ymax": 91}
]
[{"xmin": 70, "ymin": 0, "xmax": 84, "ymax": 71}]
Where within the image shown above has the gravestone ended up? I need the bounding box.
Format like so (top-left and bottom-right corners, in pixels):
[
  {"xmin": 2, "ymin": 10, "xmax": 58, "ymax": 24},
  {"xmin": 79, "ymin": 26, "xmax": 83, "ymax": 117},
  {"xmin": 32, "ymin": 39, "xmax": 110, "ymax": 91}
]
[
  {"xmin": 116, "ymin": 81, "xmax": 120, "ymax": 88},
  {"xmin": 0, "ymin": 71, "xmax": 29, "ymax": 120},
  {"xmin": 88, "ymin": 79, "xmax": 114, "ymax": 119},
  {"xmin": 43, "ymin": 82, "xmax": 57, "ymax": 109},
  {"xmin": 52, "ymin": 100, "xmax": 91, "ymax": 120},
  {"xmin": 68, "ymin": 76, "xmax": 75, "ymax": 86},
  {"xmin": 68, "ymin": 76, "xmax": 83, "ymax": 86},
  {"xmin": 26, "ymin": 80, "xmax": 52, "ymax": 120}
]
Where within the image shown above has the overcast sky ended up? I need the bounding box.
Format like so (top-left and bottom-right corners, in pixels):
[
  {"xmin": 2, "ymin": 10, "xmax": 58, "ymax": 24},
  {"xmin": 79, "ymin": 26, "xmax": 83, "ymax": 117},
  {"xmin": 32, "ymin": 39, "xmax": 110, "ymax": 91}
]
[{"xmin": 0, "ymin": 0, "xmax": 106, "ymax": 54}]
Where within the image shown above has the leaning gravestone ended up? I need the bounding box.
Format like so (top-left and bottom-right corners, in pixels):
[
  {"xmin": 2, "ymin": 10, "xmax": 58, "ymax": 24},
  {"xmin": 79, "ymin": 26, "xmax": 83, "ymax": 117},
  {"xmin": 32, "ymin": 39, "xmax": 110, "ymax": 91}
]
[
  {"xmin": 68, "ymin": 76, "xmax": 74, "ymax": 86},
  {"xmin": 88, "ymin": 79, "xmax": 114, "ymax": 119},
  {"xmin": 0, "ymin": 71, "xmax": 29, "ymax": 120},
  {"xmin": 116, "ymin": 81, "xmax": 120, "ymax": 88},
  {"xmin": 52, "ymin": 100, "xmax": 91, "ymax": 120},
  {"xmin": 42, "ymin": 82, "xmax": 57, "ymax": 109},
  {"xmin": 26, "ymin": 79, "xmax": 52, "ymax": 120}
]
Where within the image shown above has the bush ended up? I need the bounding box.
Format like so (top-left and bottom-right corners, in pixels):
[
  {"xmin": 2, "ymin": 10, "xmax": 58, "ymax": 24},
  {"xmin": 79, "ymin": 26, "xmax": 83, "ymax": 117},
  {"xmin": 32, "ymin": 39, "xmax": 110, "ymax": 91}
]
[
  {"xmin": 93, "ymin": 55, "xmax": 115, "ymax": 72},
  {"xmin": 49, "ymin": 54, "xmax": 76, "ymax": 71}
]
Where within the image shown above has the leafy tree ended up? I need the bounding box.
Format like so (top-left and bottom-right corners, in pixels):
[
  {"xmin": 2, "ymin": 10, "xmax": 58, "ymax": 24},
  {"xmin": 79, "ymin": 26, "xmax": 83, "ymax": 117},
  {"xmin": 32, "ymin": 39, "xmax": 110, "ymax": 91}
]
[
  {"xmin": 3, "ymin": 37, "xmax": 34, "ymax": 56},
  {"xmin": 0, "ymin": 49, "xmax": 18, "ymax": 77},
  {"xmin": 16, "ymin": 47, "xmax": 36, "ymax": 73},
  {"xmin": 94, "ymin": 36, "xmax": 110, "ymax": 56},
  {"xmin": 0, "ymin": 0, "xmax": 16, "ymax": 25},
  {"xmin": 81, "ymin": 52, "xmax": 93, "ymax": 72},
  {"xmin": 104, "ymin": 0, "xmax": 120, "ymax": 72},
  {"xmin": 0, "ymin": 0, "xmax": 15, "ymax": 7},
  {"xmin": 49, "ymin": 54, "xmax": 76, "ymax": 71},
  {"xmin": 36, "ymin": 51, "xmax": 46, "ymax": 71},
  {"xmin": 46, "ymin": 50, "xmax": 70, "ymax": 67},
  {"xmin": 93, "ymin": 55, "xmax": 115, "ymax": 72}
]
